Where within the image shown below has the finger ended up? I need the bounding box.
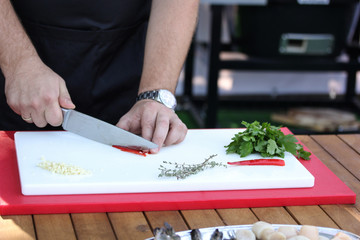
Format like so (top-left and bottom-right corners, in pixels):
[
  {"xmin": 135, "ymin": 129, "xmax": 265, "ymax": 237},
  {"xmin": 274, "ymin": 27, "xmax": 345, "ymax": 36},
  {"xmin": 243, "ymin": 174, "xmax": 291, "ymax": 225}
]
[
  {"xmin": 164, "ymin": 118, "xmax": 188, "ymax": 146},
  {"xmin": 150, "ymin": 113, "xmax": 170, "ymax": 154},
  {"xmin": 141, "ymin": 109, "xmax": 157, "ymax": 142},
  {"xmin": 58, "ymin": 81, "xmax": 75, "ymax": 109},
  {"xmin": 30, "ymin": 107, "xmax": 47, "ymax": 128},
  {"xmin": 45, "ymin": 102, "xmax": 63, "ymax": 127},
  {"xmin": 117, "ymin": 114, "xmax": 142, "ymax": 136},
  {"xmin": 30, "ymin": 88, "xmax": 59, "ymax": 127},
  {"xmin": 6, "ymin": 94, "xmax": 21, "ymax": 116},
  {"xmin": 117, "ymin": 114, "xmax": 131, "ymax": 131},
  {"xmin": 21, "ymin": 114, "xmax": 33, "ymax": 123}
]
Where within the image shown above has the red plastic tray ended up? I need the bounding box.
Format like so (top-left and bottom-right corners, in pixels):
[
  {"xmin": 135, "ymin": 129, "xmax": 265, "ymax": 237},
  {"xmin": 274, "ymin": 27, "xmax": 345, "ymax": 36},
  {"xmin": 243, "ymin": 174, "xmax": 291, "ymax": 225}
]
[{"xmin": 0, "ymin": 130, "xmax": 356, "ymax": 215}]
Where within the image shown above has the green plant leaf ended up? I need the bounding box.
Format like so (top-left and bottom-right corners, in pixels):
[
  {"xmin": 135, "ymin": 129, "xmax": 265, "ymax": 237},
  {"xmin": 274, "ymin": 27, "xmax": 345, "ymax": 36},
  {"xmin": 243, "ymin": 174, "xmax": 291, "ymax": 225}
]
[{"xmin": 225, "ymin": 121, "xmax": 311, "ymax": 160}]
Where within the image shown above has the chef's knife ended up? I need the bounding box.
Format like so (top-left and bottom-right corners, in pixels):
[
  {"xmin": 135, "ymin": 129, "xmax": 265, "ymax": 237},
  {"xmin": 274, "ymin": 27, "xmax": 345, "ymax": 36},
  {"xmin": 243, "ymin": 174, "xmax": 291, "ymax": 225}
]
[{"xmin": 61, "ymin": 108, "xmax": 157, "ymax": 150}]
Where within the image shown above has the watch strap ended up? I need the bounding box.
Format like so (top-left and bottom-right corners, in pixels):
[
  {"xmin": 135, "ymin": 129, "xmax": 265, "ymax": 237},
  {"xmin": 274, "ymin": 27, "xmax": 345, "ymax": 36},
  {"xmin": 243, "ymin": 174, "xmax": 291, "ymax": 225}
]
[
  {"xmin": 136, "ymin": 89, "xmax": 177, "ymax": 110},
  {"xmin": 136, "ymin": 90, "xmax": 158, "ymax": 102}
]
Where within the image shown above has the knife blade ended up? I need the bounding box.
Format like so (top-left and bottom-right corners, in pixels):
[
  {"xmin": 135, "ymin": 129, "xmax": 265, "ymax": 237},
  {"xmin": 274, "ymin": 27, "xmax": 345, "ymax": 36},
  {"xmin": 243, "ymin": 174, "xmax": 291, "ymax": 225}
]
[{"xmin": 61, "ymin": 108, "xmax": 157, "ymax": 150}]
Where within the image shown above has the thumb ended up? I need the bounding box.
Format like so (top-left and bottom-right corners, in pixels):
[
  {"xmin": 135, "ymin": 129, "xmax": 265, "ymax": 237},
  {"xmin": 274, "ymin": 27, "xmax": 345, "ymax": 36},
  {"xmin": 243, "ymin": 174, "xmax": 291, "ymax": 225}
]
[{"xmin": 58, "ymin": 81, "xmax": 75, "ymax": 109}]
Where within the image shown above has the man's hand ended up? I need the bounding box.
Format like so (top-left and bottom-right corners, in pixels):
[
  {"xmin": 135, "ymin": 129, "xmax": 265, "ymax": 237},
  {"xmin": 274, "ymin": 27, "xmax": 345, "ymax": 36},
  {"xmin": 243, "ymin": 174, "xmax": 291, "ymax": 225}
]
[
  {"xmin": 121, "ymin": 0, "xmax": 197, "ymax": 153},
  {"xmin": 4, "ymin": 57, "xmax": 75, "ymax": 127},
  {"xmin": 117, "ymin": 100, "xmax": 187, "ymax": 154}
]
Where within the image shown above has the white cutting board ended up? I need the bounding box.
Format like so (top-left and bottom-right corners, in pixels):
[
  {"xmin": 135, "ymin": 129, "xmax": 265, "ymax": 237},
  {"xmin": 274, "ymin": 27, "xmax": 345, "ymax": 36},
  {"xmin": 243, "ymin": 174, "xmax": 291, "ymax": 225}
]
[{"xmin": 14, "ymin": 129, "xmax": 314, "ymax": 195}]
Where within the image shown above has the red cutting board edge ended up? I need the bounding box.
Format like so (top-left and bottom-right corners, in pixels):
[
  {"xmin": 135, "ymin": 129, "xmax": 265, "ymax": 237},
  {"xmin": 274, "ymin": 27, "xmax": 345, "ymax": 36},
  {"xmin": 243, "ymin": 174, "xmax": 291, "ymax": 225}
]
[{"xmin": 0, "ymin": 129, "xmax": 356, "ymax": 215}]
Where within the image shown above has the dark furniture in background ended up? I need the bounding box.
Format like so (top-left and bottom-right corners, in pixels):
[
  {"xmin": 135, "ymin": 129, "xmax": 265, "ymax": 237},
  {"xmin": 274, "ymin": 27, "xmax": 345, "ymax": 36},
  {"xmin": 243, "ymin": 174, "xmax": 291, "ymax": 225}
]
[{"xmin": 183, "ymin": 0, "xmax": 360, "ymax": 128}]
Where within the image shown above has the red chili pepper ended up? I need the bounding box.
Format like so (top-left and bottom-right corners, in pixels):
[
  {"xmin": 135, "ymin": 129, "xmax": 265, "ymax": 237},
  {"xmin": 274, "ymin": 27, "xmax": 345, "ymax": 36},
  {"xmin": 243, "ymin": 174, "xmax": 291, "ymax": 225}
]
[
  {"xmin": 112, "ymin": 145, "xmax": 147, "ymax": 157},
  {"xmin": 227, "ymin": 159, "xmax": 285, "ymax": 166}
]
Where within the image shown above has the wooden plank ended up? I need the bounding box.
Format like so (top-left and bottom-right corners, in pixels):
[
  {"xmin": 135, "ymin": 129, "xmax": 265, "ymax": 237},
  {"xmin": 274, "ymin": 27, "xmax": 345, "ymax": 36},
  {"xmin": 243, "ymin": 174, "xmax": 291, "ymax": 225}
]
[
  {"xmin": 0, "ymin": 215, "xmax": 35, "ymax": 240},
  {"xmin": 216, "ymin": 208, "xmax": 258, "ymax": 225},
  {"xmin": 286, "ymin": 205, "xmax": 338, "ymax": 228},
  {"xmin": 145, "ymin": 211, "xmax": 188, "ymax": 233},
  {"xmin": 251, "ymin": 207, "xmax": 297, "ymax": 224},
  {"xmin": 321, "ymin": 205, "xmax": 360, "ymax": 236},
  {"xmin": 181, "ymin": 209, "xmax": 224, "ymax": 229},
  {"xmin": 108, "ymin": 212, "xmax": 153, "ymax": 240},
  {"xmin": 299, "ymin": 135, "xmax": 360, "ymax": 235},
  {"xmin": 34, "ymin": 214, "xmax": 76, "ymax": 240},
  {"xmin": 338, "ymin": 134, "xmax": 360, "ymax": 154},
  {"xmin": 297, "ymin": 135, "xmax": 360, "ymax": 210},
  {"xmin": 71, "ymin": 213, "xmax": 116, "ymax": 240},
  {"xmin": 311, "ymin": 135, "xmax": 360, "ymax": 180}
]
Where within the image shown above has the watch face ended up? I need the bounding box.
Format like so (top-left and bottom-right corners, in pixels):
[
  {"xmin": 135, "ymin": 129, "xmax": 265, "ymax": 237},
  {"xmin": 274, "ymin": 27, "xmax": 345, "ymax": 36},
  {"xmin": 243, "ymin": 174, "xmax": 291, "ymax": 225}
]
[{"xmin": 159, "ymin": 89, "xmax": 177, "ymax": 109}]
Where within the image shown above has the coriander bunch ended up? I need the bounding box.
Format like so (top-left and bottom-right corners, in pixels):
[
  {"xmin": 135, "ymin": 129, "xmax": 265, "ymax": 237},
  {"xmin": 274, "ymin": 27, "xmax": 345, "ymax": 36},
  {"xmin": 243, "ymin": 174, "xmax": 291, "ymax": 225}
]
[
  {"xmin": 158, "ymin": 154, "xmax": 226, "ymax": 180},
  {"xmin": 225, "ymin": 121, "xmax": 311, "ymax": 160}
]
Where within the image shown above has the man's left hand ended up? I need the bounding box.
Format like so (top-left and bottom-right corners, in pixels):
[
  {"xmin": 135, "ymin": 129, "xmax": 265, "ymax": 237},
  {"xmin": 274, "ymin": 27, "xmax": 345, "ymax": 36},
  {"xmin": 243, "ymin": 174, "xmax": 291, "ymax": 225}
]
[{"xmin": 116, "ymin": 100, "xmax": 187, "ymax": 153}]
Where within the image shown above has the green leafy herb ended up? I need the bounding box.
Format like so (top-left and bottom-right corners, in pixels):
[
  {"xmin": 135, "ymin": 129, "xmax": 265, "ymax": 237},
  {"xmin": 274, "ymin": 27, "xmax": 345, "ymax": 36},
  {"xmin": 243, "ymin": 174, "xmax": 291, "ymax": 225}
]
[
  {"xmin": 158, "ymin": 154, "xmax": 227, "ymax": 180},
  {"xmin": 225, "ymin": 121, "xmax": 311, "ymax": 160}
]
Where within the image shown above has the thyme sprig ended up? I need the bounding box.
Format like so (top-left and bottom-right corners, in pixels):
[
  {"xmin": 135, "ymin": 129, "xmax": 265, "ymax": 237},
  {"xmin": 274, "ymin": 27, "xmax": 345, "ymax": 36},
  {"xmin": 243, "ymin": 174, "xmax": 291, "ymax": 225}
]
[{"xmin": 158, "ymin": 154, "xmax": 226, "ymax": 180}]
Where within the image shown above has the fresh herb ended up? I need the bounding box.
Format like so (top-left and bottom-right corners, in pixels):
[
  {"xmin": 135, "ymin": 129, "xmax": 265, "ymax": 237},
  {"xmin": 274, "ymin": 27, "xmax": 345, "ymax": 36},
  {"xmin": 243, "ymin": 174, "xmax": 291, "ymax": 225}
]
[
  {"xmin": 158, "ymin": 154, "xmax": 227, "ymax": 180},
  {"xmin": 225, "ymin": 121, "xmax": 311, "ymax": 160}
]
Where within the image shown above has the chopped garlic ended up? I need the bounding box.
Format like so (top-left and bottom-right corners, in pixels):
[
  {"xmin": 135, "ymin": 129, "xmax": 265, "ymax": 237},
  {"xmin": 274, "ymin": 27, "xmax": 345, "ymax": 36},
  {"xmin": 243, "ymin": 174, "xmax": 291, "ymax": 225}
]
[{"xmin": 38, "ymin": 157, "xmax": 91, "ymax": 175}]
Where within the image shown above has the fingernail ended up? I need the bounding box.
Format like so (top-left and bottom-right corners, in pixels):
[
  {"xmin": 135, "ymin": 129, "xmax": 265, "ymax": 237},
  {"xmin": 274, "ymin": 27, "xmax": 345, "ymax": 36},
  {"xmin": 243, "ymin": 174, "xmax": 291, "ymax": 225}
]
[
  {"xmin": 65, "ymin": 98, "xmax": 75, "ymax": 108},
  {"xmin": 150, "ymin": 148, "xmax": 159, "ymax": 154}
]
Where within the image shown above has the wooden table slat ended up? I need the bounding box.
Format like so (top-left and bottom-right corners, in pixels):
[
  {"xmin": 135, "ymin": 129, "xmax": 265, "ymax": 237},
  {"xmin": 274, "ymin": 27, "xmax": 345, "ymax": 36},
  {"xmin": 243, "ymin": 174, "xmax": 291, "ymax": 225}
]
[
  {"xmin": 145, "ymin": 211, "xmax": 188, "ymax": 233},
  {"xmin": 216, "ymin": 208, "xmax": 258, "ymax": 226},
  {"xmin": 108, "ymin": 212, "xmax": 153, "ymax": 240},
  {"xmin": 33, "ymin": 214, "xmax": 76, "ymax": 240},
  {"xmin": 180, "ymin": 209, "xmax": 224, "ymax": 229},
  {"xmin": 338, "ymin": 134, "xmax": 360, "ymax": 154},
  {"xmin": 297, "ymin": 135, "xmax": 360, "ymax": 236},
  {"xmin": 0, "ymin": 215, "xmax": 36, "ymax": 240},
  {"xmin": 71, "ymin": 213, "xmax": 116, "ymax": 240},
  {"xmin": 251, "ymin": 207, "xmax": 297, "ymax": 225},
  {"xmin": 311, "ymin": 135, "xmax": 360, "ymax": 180},
  {"xmin": 297, "ymin": 135, "xmax": 360, "ymax": 210},
  {"xmin": 286, "ymin": 205, "xmax": 339, "ymax": 228},
  {"xmin": 320, "ymin": 205, "xmax": 360, "ymax": 235}
]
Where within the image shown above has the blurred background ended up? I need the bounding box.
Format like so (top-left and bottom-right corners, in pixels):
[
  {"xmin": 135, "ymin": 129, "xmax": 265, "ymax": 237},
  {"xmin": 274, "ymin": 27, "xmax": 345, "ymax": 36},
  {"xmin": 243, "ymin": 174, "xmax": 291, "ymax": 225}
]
[{"xmin": 175, "ymin": 0, "xmax": 360, "ymax": 134}]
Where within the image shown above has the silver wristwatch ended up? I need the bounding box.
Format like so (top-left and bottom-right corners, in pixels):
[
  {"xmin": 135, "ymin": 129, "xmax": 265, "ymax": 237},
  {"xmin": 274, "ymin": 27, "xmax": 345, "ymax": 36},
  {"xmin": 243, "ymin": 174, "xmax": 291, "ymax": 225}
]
[{"xmin": 136, "ymin": 89, "xmax": 177, "ymax": 110}]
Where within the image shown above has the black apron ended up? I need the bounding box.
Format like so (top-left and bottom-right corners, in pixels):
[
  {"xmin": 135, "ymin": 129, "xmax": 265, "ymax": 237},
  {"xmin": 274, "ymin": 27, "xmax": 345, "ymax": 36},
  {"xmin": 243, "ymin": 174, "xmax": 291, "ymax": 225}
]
[{"xmin": 0, "ymin": 0, "xmax": 151, "ymax": 130}]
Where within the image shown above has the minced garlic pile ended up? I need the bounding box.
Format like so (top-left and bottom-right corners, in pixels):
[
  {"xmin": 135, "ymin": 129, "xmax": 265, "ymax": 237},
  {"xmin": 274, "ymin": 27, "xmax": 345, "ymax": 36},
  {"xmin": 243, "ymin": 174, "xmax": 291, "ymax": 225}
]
[{"xmin": 37, "ymin": 157, "xmax": 92, "ymax": 175}]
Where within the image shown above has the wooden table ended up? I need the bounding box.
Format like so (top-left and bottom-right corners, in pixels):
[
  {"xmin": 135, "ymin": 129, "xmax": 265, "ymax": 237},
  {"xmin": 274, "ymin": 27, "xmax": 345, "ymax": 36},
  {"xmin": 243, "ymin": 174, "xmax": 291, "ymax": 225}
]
[{"xmin": 1, "ymin": 134, "xmax": 360, "ymax": 240}]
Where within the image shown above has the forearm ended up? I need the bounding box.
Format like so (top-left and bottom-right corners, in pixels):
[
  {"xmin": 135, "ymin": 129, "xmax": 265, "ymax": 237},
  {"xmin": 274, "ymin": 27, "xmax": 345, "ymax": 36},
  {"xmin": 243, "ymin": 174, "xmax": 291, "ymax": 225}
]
[
  {"xmin": 138, "ymin": 0, "xmax": 199, "ymax": 94},
  {"xmin": 0, "ymin": 0, "xmax": 41, "ymax": 78},
  {"xmin": 0, "ymin": 1, "xmax": 74, "ymax": 127}
]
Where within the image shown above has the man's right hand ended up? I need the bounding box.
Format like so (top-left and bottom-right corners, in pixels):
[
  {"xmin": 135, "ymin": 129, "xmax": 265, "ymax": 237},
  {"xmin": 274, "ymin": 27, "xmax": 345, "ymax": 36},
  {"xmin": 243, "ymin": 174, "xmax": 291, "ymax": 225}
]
[
  {"xmin": 0, "ymin": 1, "xmax": 75, "ymax": 128},
  {"xmin": 4, "ymin": 57, "xmax": 75, "ymax": 128}
]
